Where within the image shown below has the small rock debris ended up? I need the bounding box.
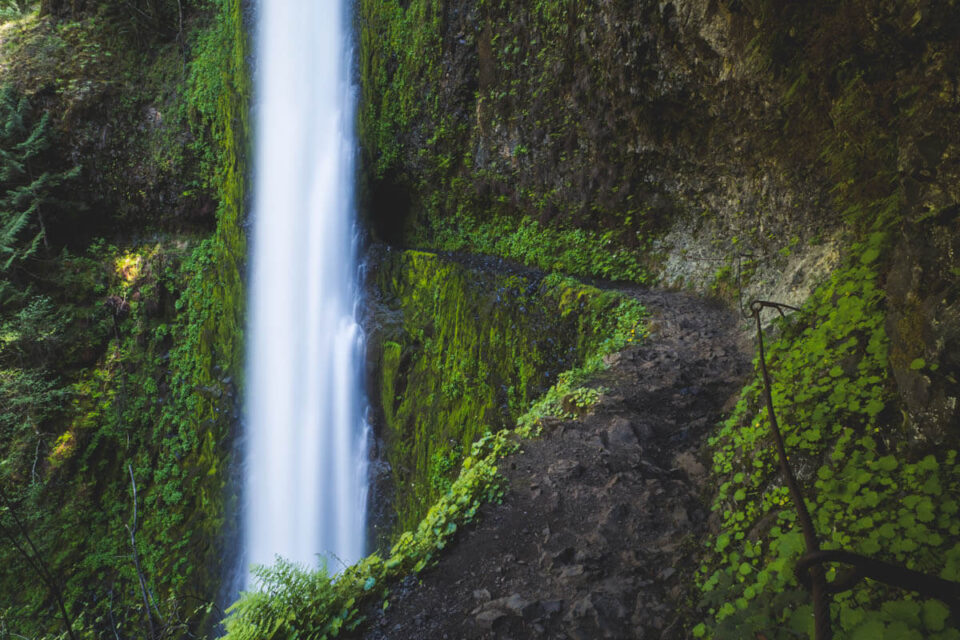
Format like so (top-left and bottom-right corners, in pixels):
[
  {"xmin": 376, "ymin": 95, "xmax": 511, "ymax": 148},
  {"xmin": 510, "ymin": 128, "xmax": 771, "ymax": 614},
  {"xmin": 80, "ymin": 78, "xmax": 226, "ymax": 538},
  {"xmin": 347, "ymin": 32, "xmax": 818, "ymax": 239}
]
[{"xmin": 358, "ymin": 289, "xmax": 751, "ymax": 639}]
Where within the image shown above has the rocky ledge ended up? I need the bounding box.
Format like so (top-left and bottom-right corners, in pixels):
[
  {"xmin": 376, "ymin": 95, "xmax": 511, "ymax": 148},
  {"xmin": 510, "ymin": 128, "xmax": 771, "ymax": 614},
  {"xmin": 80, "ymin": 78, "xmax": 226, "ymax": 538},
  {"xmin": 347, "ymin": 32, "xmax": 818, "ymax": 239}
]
[{"xmin": 355, "ymin": 289, "xmax": 752, "ymax": 639}]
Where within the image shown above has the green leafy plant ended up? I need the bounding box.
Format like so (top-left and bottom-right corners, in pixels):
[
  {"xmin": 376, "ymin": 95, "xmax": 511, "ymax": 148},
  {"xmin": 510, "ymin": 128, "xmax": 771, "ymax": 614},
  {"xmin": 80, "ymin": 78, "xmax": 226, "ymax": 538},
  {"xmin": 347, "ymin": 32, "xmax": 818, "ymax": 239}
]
[
  {"xmin": 0, "ymin": 0, "xmax": 32, "ymax": 19},
  {"xmin": 697, "ymin": 234, "xmax": 959, "ymax": 639},
  {"xmin": 0, "ymin": 84, "xmax": 79, "ymax": 300},
  {"xmin": 223, "ymin": 259, "xmax": 648, "ymax": 639},
  {"xmin": 431, "ymin": 214, "xmax": 650, "ymax": 284}
]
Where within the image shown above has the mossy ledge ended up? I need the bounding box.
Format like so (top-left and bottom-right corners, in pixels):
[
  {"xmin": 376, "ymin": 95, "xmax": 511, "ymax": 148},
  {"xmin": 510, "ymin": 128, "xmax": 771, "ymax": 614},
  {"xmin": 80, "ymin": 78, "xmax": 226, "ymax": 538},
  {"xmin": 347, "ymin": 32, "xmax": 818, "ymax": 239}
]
[
  {"xmin": 222, "ymin": 249, "xmax": 647, "ymax": 637},
  {"xmin": 367, "ymin": 248, "xmax": 646, "ymax": 536}
]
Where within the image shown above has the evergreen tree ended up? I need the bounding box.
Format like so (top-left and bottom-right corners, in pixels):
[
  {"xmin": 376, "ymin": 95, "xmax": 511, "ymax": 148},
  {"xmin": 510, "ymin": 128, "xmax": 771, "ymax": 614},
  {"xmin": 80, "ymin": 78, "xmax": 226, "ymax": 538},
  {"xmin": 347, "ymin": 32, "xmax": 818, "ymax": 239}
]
[{"xmin": 0, "ymin": 85, "xmax": 79, "ymax": 298}]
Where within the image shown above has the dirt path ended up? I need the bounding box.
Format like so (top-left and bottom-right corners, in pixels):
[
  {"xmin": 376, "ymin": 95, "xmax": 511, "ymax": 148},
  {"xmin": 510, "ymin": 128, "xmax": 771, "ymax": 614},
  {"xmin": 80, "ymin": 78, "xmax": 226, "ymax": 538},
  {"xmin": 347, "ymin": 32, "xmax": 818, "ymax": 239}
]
[{"xmin": 358, "ymin": 289, "xmax": 752, "ymax": 639}]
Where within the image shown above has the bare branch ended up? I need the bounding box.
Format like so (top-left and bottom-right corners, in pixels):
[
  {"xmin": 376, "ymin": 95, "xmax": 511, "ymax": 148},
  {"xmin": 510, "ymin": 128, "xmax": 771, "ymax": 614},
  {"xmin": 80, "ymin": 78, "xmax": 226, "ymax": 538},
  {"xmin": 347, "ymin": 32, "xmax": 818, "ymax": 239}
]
[
  {"xmin": 31, "ymin": 436, "xmax": 41, "ymax": 485},
  {"xmin": 0, "ymin": 485, "xmax": 77, "ymax": 640},
  {"xmin": 126, "ymin": 464, "xmax": 156, "ymax": 640}
]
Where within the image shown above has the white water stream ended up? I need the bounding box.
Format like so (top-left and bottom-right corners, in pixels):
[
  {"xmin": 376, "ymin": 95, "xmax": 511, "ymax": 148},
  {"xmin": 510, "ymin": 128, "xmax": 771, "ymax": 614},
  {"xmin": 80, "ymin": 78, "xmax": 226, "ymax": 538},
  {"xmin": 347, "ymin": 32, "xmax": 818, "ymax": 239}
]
[{"xmin": 244, "ymin": 0, "xmax": 368, "ymax": 583}]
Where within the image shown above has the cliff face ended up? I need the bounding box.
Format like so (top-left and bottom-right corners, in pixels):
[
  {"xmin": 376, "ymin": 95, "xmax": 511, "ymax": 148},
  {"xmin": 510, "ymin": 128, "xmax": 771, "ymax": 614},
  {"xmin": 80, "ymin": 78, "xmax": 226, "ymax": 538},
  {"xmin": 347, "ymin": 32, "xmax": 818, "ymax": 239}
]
[
  {"xmin": 358, "ymin": 1, "xmax": 960, "ymax": 637},
  {"xmin": 366, "ymin": 248, "xmax": 646, "ymax": 538},
  {"xmin": 359, "ymin": 0, "xmax": 959, "ymax": 441}
]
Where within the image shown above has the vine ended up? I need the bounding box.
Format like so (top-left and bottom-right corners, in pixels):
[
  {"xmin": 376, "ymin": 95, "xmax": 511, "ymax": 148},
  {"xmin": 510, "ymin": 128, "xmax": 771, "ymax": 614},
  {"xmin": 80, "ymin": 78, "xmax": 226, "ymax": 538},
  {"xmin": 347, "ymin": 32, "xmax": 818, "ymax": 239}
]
[{"xmin": 696, "ymin": 233, "xmax": 960, "ymax": 639}]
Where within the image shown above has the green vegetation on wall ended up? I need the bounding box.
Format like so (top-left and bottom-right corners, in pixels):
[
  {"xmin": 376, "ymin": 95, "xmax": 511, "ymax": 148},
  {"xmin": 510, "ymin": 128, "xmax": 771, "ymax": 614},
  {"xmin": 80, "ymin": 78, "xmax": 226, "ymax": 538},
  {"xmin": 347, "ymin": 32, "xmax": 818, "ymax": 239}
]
[
  {"xmin": 696, "ymin": 234, "xmax": 959, "ymax": 639},
  {"xmin": 0, "ymin": 84, "xmax": 79, "ymax": 295},
  {"xmin": 148, "ymin": 0, "xmax": 249, "ymax": 597},
  {"xmin": 358, "ymin": 0, "xmax": 662, "ymax": 282},
  {"xmin": 373, "ymin": 249, "xmax": 646, "ymax": 533},
  {"xmin": 431, "ymin": 215, "xmax": 650, "ymax": 283},
  {"xmin": 222, "ymin": 251, "xmax": 647, "ymax": 638},
  {"xmin": 725, "ymin": 0, "xmax": 960, "ymax": 229},
  {"xmin": 0, "ymin": 0, "xmax": 249, "ymax": 637}
]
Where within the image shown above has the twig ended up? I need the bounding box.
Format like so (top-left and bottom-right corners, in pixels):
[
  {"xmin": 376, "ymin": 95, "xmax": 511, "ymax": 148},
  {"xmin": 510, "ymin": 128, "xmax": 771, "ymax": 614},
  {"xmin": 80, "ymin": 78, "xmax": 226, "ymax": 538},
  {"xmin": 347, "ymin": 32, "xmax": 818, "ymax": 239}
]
[
  {"xmin": 31, "ymin": 436, "xmax": 41, "ymax": 485},
  {"xmin": 108, "ymin": 586, "xmax": 122, "ymax": 640},
  {"xmin": 176, "ymin": 0, "xmax": 185, "ymax": 71},
  {"xmin": 795, "ymin": 550, "xmax": 960, "ymax": 607},
  {"xmin": 0, "ymin": 486, "xmax": 78, "ymax": 640},
  {"xmin": 126, "ymin": 464, "xmax": 156, "ymax": 640}
]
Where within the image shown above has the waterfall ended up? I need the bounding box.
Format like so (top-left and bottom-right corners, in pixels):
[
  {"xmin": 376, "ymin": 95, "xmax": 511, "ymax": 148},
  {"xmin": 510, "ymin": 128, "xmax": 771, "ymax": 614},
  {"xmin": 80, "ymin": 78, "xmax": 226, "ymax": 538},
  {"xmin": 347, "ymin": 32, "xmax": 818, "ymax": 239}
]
[{"xmin": 244, "ymin": 0, "xmax": 368, "ymax": 583}]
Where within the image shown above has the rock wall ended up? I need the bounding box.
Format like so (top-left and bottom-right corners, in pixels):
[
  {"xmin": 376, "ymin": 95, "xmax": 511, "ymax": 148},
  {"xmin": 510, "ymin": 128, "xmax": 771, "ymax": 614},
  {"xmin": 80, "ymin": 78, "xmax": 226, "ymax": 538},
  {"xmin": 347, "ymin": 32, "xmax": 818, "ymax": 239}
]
[
  {"xmin": 358, "ymin": 0, "xmax": 960, "ymax": 438},
  {"xmin": 365, "ymin": 248, "xmax": 645, "ymax": 538},
  {"xmin": 358, "ymin": 3, "xmax": 960, "ymax": 635}
]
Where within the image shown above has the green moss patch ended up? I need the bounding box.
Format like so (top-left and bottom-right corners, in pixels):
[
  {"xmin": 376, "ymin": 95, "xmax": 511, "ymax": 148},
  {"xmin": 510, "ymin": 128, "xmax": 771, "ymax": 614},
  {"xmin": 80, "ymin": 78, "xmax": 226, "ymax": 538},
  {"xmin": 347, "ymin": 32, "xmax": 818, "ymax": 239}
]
[
  {"xmin": 372, "ymin": 249, "xmax": 646, "ymax": 532},
  {"xmin": 222, "ymin": 251, "xmax": 646, "ymax": 639}
]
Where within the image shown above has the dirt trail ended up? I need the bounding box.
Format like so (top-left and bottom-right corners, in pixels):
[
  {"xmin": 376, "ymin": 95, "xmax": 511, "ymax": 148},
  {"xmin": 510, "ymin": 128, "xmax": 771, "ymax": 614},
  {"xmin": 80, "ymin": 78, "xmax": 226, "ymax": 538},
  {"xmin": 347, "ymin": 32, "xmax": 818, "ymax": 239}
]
[{"xmin": 359, "ymin": 289, "xmax": 752, "ymax": 639}]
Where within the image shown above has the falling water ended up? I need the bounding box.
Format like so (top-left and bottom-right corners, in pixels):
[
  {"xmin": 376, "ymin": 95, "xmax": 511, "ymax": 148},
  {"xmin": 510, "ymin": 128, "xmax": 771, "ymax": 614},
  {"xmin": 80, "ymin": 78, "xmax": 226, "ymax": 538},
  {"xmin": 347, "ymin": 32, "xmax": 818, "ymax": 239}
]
[{"xmin": 244, "ymin": 0, "xmax": 368, "ymax": 583}]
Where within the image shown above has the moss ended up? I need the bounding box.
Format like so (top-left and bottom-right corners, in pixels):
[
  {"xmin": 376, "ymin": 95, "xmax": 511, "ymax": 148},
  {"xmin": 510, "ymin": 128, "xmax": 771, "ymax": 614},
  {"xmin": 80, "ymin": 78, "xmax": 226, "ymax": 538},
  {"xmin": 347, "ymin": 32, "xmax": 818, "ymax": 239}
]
[
  {"xmin": 373, "ymin": 249, "xmax": 645, "ymax": 533},
  {"xmin": 379, "ymin": 341, "xmax": 403, "ymax": 427},
  {"xmin": 889, "ymin": 297, "xmax": 926, "ymax": 374},
  {"xmin": 142, "ymin": 0, "xmax": 250, "ymax": 610},
  {"xmin": 0, "ymin": 0, "xmax": 249, "ymax": 635},
  {"xmin": 0, "ymin": 239, "xmax": 195, "ymax": 635}
]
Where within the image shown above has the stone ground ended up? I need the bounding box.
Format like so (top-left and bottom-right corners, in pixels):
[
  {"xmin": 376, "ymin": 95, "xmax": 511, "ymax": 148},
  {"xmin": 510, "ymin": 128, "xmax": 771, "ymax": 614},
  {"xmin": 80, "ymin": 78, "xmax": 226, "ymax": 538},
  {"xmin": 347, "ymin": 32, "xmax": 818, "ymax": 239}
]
[{"xmin": 355, "ymin": 289, "xmax": 752, "ymax": 639}]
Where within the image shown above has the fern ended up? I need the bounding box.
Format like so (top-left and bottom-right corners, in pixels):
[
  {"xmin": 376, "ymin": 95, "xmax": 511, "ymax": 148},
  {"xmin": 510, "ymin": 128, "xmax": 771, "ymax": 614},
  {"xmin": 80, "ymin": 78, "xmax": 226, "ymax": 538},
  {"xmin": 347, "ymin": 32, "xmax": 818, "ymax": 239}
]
[{"xmin": 0, "ymin": 85, "xmax": 79, "ymax": 285}]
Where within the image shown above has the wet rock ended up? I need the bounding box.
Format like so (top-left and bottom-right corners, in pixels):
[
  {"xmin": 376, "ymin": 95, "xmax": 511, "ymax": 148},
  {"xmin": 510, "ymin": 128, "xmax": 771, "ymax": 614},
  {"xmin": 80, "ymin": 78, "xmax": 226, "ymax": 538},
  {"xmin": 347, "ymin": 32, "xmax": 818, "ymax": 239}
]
[
  {"xmin": 559, "ymin": 564, "xmax": 585, "ymax": 579},
  {"xmin": 672, "ymin": 450, "xmax": 706, "ymax": 484},
  {"xmin": 474, "ymin": 592, "xmax": 538, "ymax": 628},
  {"xmin": 474, "ymin": 607, "xmax": 506, "ymax": 630},
  {"xmin": 536, "ymin": 416, "xmax": 565, "ymax": 433},
  {"xmin": 603, "ymin": 352, "xmax": 622, "ymax": 367},
  {"xmin": 540, "ymin": 599, "xmax": 564, "ymax": 616},
  {"xmin": 547, "ymin": 458, "xmax": 583, "ymax": 479},
  {"xmin": 670, "ymin": 505, "xmax": 691, "ymax": 528},
  {"xmin": 566, "ymin": 594, "xmax": 597, "ymax": 621},
  {"xmin": 598, "ymin": 503, "xmax": 631, "ymax": 539},
  {"xmin": 502, "ymin": 593, "xmax": 534, "ymax": 617},
  {"xmin": 605, "ymin": 417, "xmax": 641, "ymax": 449}
]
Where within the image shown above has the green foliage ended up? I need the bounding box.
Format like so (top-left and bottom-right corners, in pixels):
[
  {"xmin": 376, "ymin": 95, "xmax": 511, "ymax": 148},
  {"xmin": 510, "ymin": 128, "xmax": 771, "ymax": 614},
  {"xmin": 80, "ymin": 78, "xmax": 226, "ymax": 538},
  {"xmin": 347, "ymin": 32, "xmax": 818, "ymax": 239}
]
[
  {"xmin": 0, "ymin": 241, "xmax": 193, "ymax": 637},
  {"xmin": 0, "ymin": 6, "xmax": 206, "ymax": 234},
  {"xmin": 428, "ymin": 444, "xmax": 462, "ymax": 496},
  {"xmin": 138, "ymin": 0, "xmax": 249, "ymax": 613},
  {"xmin": 40, "ymin": 0, "xmax": 190, "ymax": 43},
  {"xmin": 0, "ymin": 0, "xmax": 32, "ymax": 20},
  {"xmin": 431, "ymin": 215, "xmax": 650, "ymax": 284},
  {"xmin": 185, "ymin": 0, "xmax": 248, "ymax": 191},
  {"xmin": 697, "ymin": 234, "xmax": 959, "ymax": 638},
  {"xmin": 0, "ymin": 84, "xmax": 79, "ymax": 294},
  {"xmin": 375, "ymin": 251, "xmax": 646, "ymax": 532},
  {"xmin": 226, "ymin": 254, "xmax": 649, "ymax": 639},
  {"xmin": 358, "ymin": 0, "xmax": 442, "ymax": 180}
]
